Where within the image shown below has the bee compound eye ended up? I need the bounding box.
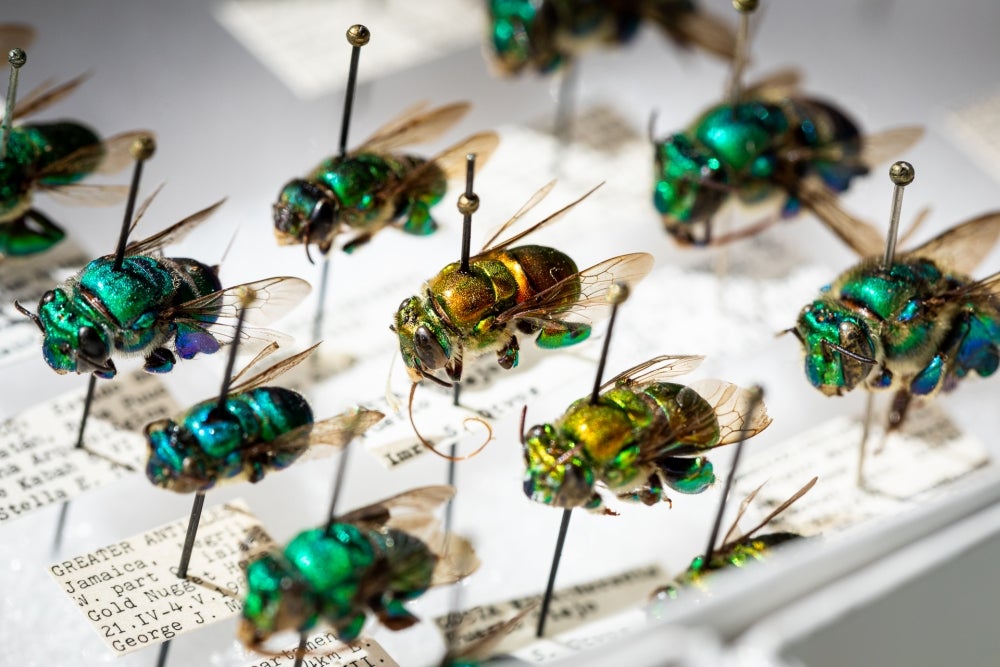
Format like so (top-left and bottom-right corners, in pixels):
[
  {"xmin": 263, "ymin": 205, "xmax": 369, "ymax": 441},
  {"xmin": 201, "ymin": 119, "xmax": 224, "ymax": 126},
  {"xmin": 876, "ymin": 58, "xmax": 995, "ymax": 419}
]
[
  {"xmin": 413, "ymin": 325, "xmax": 448, "ymax": 370},
  {"xmin": 78, "ymin": 326, "xmax": 107, "ymax": 360},
  {"xmin": 40, "ymin": 290, "xmax": 56, "ymax": 305}
]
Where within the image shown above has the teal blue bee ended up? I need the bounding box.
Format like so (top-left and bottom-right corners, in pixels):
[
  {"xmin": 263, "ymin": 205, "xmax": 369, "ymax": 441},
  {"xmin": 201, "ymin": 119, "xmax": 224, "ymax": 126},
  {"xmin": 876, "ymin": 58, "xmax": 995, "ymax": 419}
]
[
  {"xmin": 522, "ymin": 356, "xmax": 771, "ymax": 514},
  {"xmin": 273, "ymin": 101, "xmax": 498, "ymax": 260},
  {"xmin": 793, "ymin": 213, "xmax": 1000, "ymax": 427},
  {"xmin": 238, "ymin": 486, "xmax": 478, "ymax": 648},
  {"xmin": 145, "ymin": 344, "xmax": 384, "ymax": 494},
  {"xmin": 487, "ymin": 0, "xmax": 736, "ymax": 75},
  {"xmin": 15, "ymin": 199, "xmax": 310, "ymax": 377},
  {"xmin": 653, "ymin": 70, "xmax": 922, "ymax": 251},
  {"xmin": 0, "ymin": 27, "xmax": 149, "ymax": 258}
]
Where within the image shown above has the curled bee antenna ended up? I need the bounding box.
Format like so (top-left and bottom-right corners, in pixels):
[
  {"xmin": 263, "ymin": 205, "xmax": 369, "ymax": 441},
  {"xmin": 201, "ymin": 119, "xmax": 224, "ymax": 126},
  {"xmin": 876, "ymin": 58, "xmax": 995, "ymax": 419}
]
[
  {"xmin": 13, "ymin": 300, "xmax": 42, "ymax": 331},
  {"xmin": 821, "ymin": 338, "xmax": 878, "ymax": 366},
  {"xmin": 407, "ymin": 382, "xmax": 492, "ymax": 462}
]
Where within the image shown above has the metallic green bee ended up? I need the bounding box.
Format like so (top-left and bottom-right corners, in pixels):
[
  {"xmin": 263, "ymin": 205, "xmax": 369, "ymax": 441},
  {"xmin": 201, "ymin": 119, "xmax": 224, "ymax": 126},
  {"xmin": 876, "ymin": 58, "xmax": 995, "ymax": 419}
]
[
  {"xmin": 15, "ymin": 197, "xmax": 310, "ymax": 376},
  {"xmin": 0, "ymin": 25, "xmax": 149, "ymax": 258},
  {"xmin": 792, "ymin": 212, "xmax": 1000, "ymax": 428},
  {"xmin": 651, "ymin": 477, "xmax": 815, "ymax": 602},
  {"xmin": 239, "ymin": 485, "xmax": 479, "ymax": 648},
  {"xmin": 145, "ymin": 343, "xmax": 384, "ymax": 494},
  {"xmin": 522, "ymin": 355, "xmax": 772, "ymax": 514},
  {"xmin": 487, "ymin": 0, "xmax": 736, "ymax": 75},
  {"xmin": 273, "ymin": 101, "xmax": 498, "ymax": 260},
  {"xmin": 652, "ymin": 70, "xmax": 922, "ymax": 250},
  {"xmin": 393, "ymin": 182, "xmax": 654, "ymax": 386}
]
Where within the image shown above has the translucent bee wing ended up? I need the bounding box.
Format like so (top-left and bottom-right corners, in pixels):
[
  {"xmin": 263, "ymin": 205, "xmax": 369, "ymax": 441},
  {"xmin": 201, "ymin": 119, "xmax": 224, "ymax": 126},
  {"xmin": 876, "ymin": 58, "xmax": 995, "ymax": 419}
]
[
  {"xmin": 428, "ymin": 533, "xmax": 480, "ymax": 586},
  {"xmin": 355, "ymin": 101, "xmax": 470, "ymax": 154},
  {"xmin": 686, "ymin": 379, "xmax": 772, "ymax": 445},
  {"xmin": 600, "ymin": 354, "xmax": 706, "ymax": 391},
  {"xmin": 164, "ymin": 276, "xmax": 310, "ymax": 358},
  {"xmin": 441, "ymin": 606, "xmax": 535, "ymax": 664},
  {"xmin": 796, "ymin": 180, "xmax": 886, "ymax": 257},
  {"xmin": 226, "ymin": 343, "xmax": 319, "ymax": 394},
  {"xmin": 123, "ymin": 198, "xmax": 226, "ymax": 256},
  {"xmin": 904, "ymin": 211, "xmax": 1000, "ymax": 276},
  {"xmin": 126, "ymin": 182, "xmax": 167, "ymax": 238},
  {"xmin": 227, "ymin": 342, "xmax": 280, "ymax": 386},
  {"xmin": 859, "ymin": 126, "xmax": 925, "ymax": 169},
  {"xmin": 36, "ymin": 130, "xmax": 155, "ymax": 179},
  {"xmin": 743, "ymin": 69, "xmax": 803, "ymax": 102},
  {"xmin": 649, "ymin": 7, "xmax": 737, "ymax": 60},
  {"xmin": 36, "ymin": 183, "xmax": 129, "ymax": 207},
  {"xmin": 720, "ymin": 481, "xmax": 767, "ymax": 547},
  {"xmin": 495, "ymin": 252, "xmax": 654, "ymax": 327},
  {"xmin": 724, "ymin": 477, "xmax": 817, "ymax": 547},
  {"xmin": 0, "ymin": 23, "xmax": 35, "ymax": 59},
  {"xmin": 337, "ymin": 485, "xmax": 456, "ymax": 530},
  {"xmin": 10, "ymin": 73, "xmax": 86, "ymax": 121},
  {"xmin": 256, "ymin": 407, "xmax": 385, "ymax": 461},
  {"xmin": 481, "ymin": 182, "xmax": 600, "ymax": 252}
]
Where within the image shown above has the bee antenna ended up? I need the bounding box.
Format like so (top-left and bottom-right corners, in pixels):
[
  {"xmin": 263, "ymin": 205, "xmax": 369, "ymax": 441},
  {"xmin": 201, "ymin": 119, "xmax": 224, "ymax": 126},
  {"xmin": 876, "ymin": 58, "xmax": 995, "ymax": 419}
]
[
  {"xmin": 419, "ymin": 367, "xmax": 454, "ymax": 389},
  {"xmin": 519, "ymin": 405, "xmax": 528, "ymax": 445},
  {"xmin": 13, "ymin": 300, "xmax": 42, "ymax": 331},
  {"xmin": 776, "ymin": 327, "xmax": 803, "ymax": 342},
  {"xmin": 303, "ymin": 225, "xmax": 316, "ymax": 265},
  {"xmin": 647, "ymin": 110, "xmax": 659, "ymax": 145},
  {"xmin": 821, "ymin": 339, "xmax": 877, "ymax": 366},
  {"xmin": 407, "ymin": 383, "xmax": 492, "ymax": 462}
]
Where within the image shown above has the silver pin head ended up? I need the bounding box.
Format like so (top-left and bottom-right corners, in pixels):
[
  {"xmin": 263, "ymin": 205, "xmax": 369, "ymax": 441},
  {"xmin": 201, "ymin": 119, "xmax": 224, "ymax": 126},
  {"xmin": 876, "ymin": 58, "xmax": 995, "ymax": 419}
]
[
  {"xmin": 607, "ymin": 282, "xmax": 630, "ymax": 305},
  {"xmin": 889, "ymin": 161, "xmax": 914, "ymax": 187},
  {"xmin": 130, "ymin": 135, "xmax": 156, "ymax": 161},
  {"xmin": 347, "ymin": 24, "xmax": 370, "ymax": 47},
  {"xmin": 8, "ymin": 48, "xmax": 26, "ymax": 68},
  {"xmin": 457, "ymin": 193, "xmax": 479, "ymax": 215}
]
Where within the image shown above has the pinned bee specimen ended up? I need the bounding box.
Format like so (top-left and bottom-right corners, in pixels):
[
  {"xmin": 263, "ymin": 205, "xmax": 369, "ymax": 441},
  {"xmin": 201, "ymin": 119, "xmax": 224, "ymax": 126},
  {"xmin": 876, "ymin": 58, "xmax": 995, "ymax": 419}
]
[
  {"xmin": 651, "ymin": 476, "xmax": 816, "ymax": 602},
  {"xmin": 15, "ymin": 194, "xmax": 310, "ymax": 376},
  {"xmin": 791, "ymin": 165, "xmax": 1000, "ymax": 436},
  {"xmin": 239, "ymin": 485, "xmax": 479, "ymax": 649},
  {"xmin": 487, "ymin": 0, "xmax": 737, "ymax": 76},
  {"xmin": 651, "ymin": 1, "xmax": 922, "ymax": 250},
  {"xmin": 0, "ymin": 27, "xmax": 151, "ymax": 258},
  {"xmin": 521, "ymin": 355, "xmax": 772, "ymax": 514},
  {"xmin": 273, "ymin": 100, "xmax": 499, "ymax": 260},
  {"xmin": 394, "ymin": 182, "xmax": 654, "ymax": 387},
  {"xmin": 145, "ymin": 343, "xmax": 384, "ymax": 494}
]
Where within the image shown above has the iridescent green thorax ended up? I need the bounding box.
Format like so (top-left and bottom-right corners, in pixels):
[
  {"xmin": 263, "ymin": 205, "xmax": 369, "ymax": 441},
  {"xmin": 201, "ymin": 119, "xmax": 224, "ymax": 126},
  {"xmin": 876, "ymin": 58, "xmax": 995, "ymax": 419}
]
[
  {"xmin": 394, "ymin": 245, "xmax": 583, "ymax": 382},
  {"xmin": 144, "ymin": 387, "xmax": 313, "ymax": 493},
  {"xmin": 488, "ymin": 0, "xmax": 659, "ymax": 75},
  {"xmin": 522, "ymin": 382, "xmax": 721, "ymax": 511},
  {"xmin": 653, "ymin": 95, "xmax": 866, "ymax": 242},
  {"xmin": 795, "ymin": 256, "xmax": 1000, "ymax": 397},
  {"xmin": 36, "ymin": 255, "xmax": 221, "ymax": 376},
  {"xmin": 240, "ymin": 524, "xmax": 436, "ymax": 645},
  {"xmin": 0, "ymin": 122, "xmax": 102, "ymax": 221}
]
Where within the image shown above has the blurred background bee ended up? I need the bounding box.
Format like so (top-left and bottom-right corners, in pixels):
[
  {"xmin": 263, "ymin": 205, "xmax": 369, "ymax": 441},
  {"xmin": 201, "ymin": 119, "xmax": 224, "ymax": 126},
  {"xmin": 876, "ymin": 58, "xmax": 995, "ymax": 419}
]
[
  {"xmin": 0, "ymin": 24, "xmax": 149, "ymax": 258},
  {"xmin": 239, "ymin": 485, "xmax": 478, "ymax": 649},
  {"xmin": 652, "ymin": 70, "xmax": 923, "ymax": 251},
  {"xmin": 272, "ymin": 101, "xmax": 498, "ymax": 261},
  {"xmin": 522, "ymin": 355, "xmax": 772, "ymax": 514},
  {"xmin": 792, "ymin": 212, "xmax": 1000, "ymax": 431},
  {"xmin": 145, "ymin": 343, "xmax": 383, "ymax": 494},
  {"xmin": 393, "ymin": 181, "xmax": 653, "ymax": 387},
  {"xmin": 486, "ymin": 0, "xmax": 737, "ymax": 76}
]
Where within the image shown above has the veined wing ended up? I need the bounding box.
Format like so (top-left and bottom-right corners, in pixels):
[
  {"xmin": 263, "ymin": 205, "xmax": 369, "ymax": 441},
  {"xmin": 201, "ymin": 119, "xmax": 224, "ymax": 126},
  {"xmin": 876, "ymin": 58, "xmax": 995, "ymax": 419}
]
[
  {"xmin": 904, "ymin": 211, "xmax": 1000, "ymax": 276},
  {"xmin": 228, "ymin": 343, "xmax": 321, "ymax": 394},
  {"xmin": 337, "ymin": 484, "xmax": 455, "ymax": 530},
  {"xmin": 10, "ymin": 73, "xmax": 86, "ymax": 121},
  {"xmin": 124, "ymin": 198, "xmax": 226, "ymax": 256},
  {"xmin": 723, "ymin": 477, "xmax": 817, "ymax": 547},
  {"xmin": 481, "ymin": 182, "xmax": 603, "ymax": 252},
  {"xmin": 600, "ymin": 354, "xmax": 706, "ymax": 391},
  {"xmin": 356, "ymin": 101, "xmax": 470, "ymax": 154},
  {"xmin": 480, "ymin": 180, "xmax": 558, "ymax": 251},
  {"xmin": 687, "ymin": 379, "xmax": 771, "ymax": 445},
  {"xmin": 744, "ymin": 68, "xmax": 803, "ymax": 102},
  {"xmin": 797, "ymin": 179, "xmax": 885, "ymax": 257},
  {"xmin": 248, "ymin": 407, "xmax": 385, "ymax": 462},
  {"xmin": 37, "ymin": 130, "xmax": 155, "ymax": 180}
]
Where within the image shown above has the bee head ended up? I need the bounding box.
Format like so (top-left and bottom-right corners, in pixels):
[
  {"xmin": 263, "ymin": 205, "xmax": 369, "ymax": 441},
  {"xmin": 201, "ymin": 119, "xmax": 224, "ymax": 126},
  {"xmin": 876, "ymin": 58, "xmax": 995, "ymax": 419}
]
[
  {"xmin": 522, "ymin": 423, "xmax": 595, "ymax": 508},
  {"xmin": 144, "ymin": 417, "xmax": 208, "ymax": 494},
  {"xmin": 795, "ymin": 301, "xmax": 878, "ymax": 396},
  {"xmin": 35, "ymin": 288, "xmax": 116, "ymax": 378},
  {"xmin": 653, "ymin": 134, "xmax": 728, "ymax": 244},
  {"xmin": 487, "ymin": 0, "xmax": 560, "ymax": 74},
  {"xmin": 239, "ymin": 553, "xmax": 311, "ymax": 649},
  {"xmin": 393, "ymin": 295, "xmax": 453, "ymax": 383},
  {"xmin": 273, "ymin": 180, "xmax": 338, "ymax": 257}
]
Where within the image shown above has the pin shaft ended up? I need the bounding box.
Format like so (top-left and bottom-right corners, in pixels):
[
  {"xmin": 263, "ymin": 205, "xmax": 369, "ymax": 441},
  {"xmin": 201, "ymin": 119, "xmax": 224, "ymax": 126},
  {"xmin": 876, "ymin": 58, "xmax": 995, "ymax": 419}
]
[
  {"xmin": 536, "ymin": 508, "xmax": 572, "ymax": 638},
  {"xmin": 176, "ymin": 491, "xmax": 206, "ymax": 579},
  {"xmin": 0, "ymin": 49, "xmax": 25, "ymax": 161},
  {"xmin": 459, "ymin": 154, "xmax": 477, "ymax": 273},
  {"xmin": 338, "ymin": 26, "xmax": 369, "ymax": 158}
]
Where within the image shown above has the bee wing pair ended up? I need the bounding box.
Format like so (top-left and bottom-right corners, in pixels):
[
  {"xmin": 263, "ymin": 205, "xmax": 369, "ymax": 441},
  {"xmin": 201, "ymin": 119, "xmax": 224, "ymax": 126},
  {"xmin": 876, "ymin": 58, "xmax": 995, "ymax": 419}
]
[
  {"xmin": 720, "ymin": 477, "xmax": 818, "ymax": 549},
  {"xmin": 336, "ymin": 484, "xmax": 479, "ymax": 585}
]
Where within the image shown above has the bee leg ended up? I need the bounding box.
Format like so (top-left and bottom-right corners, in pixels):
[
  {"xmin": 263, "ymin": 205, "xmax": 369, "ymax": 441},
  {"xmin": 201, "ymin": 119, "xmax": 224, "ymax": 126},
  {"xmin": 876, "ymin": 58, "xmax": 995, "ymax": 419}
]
[
  {"xmin": 617, "ymin": 475, "xmax": 672, "ymax": 507},
  {"xmin": 585, "ymin": 492, "xmax": 618, "ymax": 516},
  {"xmin": 497, "ymin": 336, "xmax": 519, "ymax": 370},
  {"xmin": 333, "ymin": 612, "xmax": 368, "ymax": 642},
  {"xmin": 143, "ymin": 348, "xmax": 176, "ymax": 373},
  {"xmin": 536, "ymin": 321, "xmax": 591, "ymax": 349},
  {"xmin": 372, "ymin": 596, "xmax": 420, "ymax": 631},
  {"xmin": 401, "ymin": 202, "xmax": 438, "ymax": 236},
  {"xmin": 445, "ymin": 355, "xmax": 463, "ymax": 381},
  {"xmin": 0, "ymin": 210, "xmax": 66, "ymax": 256},
  {"xmin": 878, "ymin": 389, "xmax": 913, "ymax": 453},
  {"xmin": 342, "ymin": 232, "xmax": 372, "ymax": 254}
]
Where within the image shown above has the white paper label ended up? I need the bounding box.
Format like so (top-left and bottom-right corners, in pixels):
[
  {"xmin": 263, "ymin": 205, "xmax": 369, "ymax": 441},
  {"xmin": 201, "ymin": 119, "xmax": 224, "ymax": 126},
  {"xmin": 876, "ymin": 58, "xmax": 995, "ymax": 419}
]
[
  {"xmin": 215, "ymin": 0, "xmax": 483, "ymax": 99},
  {"xmin": 435, "ymin": 564, "xmax": 665, "ymax": 658},
  {"xmin": 733, "ymin": 407, "xmax": 990, "ymax": 536},
  {"xmin": 0, "ymin": 370, "xmax": 179, "ymax": 524},
  {"xmin": 243, "ymin": 635, "xmax": 399, "ymax": 667},
  {"xmin": 48, "ymin": 499, "xmax": 275, "ymax": 655}
]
